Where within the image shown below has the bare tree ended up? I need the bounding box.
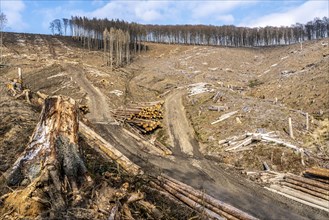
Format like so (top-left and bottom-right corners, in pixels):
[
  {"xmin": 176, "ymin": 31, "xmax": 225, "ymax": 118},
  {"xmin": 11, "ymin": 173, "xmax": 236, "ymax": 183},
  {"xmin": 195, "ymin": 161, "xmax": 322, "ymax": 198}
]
[
  {"xmin": 0, "ymin": 12, "xmax": 7, "ymax": 31},
  {"xmin": 125, "ymin": 31, "xmax": 130, "ymax": 64},
  {"xmin": 49, "ymin": 21, "xmax": 55, "ymax": 35},
  {"xmin": 62, "ymin": 18, "xmax": 69, "ymax": 36},
  {"xmin": 0, "ymin": 12, "xmax": 7, "ymax": 64},
  {"xmin": 109, "ymin": 27, "xmax": 114, "ymax": 69},
  {"xmin": 53, "ymin": 19, "xmax": 63, "ymax": 35}
]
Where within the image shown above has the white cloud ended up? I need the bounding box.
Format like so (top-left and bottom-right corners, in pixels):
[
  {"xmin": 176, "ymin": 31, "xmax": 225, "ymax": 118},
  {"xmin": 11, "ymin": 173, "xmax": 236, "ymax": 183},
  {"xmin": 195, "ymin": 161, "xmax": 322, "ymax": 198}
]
[
  {"xmin": 87, "ymin": 1, "xmax": 171, "ymax": 22},
  {"xmin": 241, "ymin": 1, "xmax": 329, "ymax": 27},
  {"xmin": 85, "ymin": 1, "xmax": 256, "ymax": 24},
  {"xmin": 1, "ymin": 0, "xmax": 28, "ymax": 31},
  {"xmin": 190, "ymin": 1, "xmax": 255, "ymax": 19}
]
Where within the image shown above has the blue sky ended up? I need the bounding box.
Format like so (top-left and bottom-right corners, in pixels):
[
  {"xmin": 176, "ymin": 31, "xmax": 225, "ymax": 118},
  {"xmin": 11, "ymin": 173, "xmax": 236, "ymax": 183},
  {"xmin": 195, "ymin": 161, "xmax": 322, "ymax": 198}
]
[{"xmin": 1, "ymin": 0, "xmax": 328, "ymax": 34}]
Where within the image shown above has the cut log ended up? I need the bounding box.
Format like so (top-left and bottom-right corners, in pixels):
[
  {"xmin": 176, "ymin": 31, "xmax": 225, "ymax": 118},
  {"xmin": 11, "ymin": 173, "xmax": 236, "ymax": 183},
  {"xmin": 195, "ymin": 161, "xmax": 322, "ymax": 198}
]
[
  {"xmin": 36, "ymin": 91, "xmax": 48, "ymax": 99},
  {"xmin": 288, "ymin": 117, "xmax": 294, "ymax": 139},
  {"xmin": 155, "ymin": 181, "xmax": 225, "ymax": 220},
  {"xmin": 285, "ymin": 175, "xmax": 329, "ymax": 191},
  {"xmin": 211, "ymin": 111, "xmax": 238, "ymax": 125},
  {"xmin": 218, "ymin": 134, "xmax": 248, "ymax": 145},
  {"xmin": 208, "ymin": 105, "xmax": 227, "ymax": 112},
  {"xmin": 225, "ymin": 137, "xmax": 253, "ymax": 152},
  {"xmin": 282, "ymin": 182, "xmax": 329, "ymax": 201},
  {"xmin": 268, "ymin": 185, "xmax": 329, "ymax": 212},
  {"xmin": 159, "ymin": 175, "xmax": 258, "ymax": 220},
  {"xmin": 1, "ymin": 96, "xmax": 91, "ymax": 218},
  {"xmin": 260, "ymin": 135, "xmax": 300, "ymax": 151},
  {"xmin": 284, "ymin": 177, "xmax": 329, "ymax": 195},
  {"xmin": 79, "ymin": 122, "xmax": 143, "ymax": 176},
  {"xmin": 212, "ymin": 91, "xmax": 223, "ymax": 103},
  {"xmin": 303, "ymin": 175, "xmax": 329, "ymax": 184},
  {"xmin": 160, "ymin": 181, "xmax": 239, "ymax": 220},
  {"xmin": 304, "ymin": 167, "xmax": 329, "ymax": 179},
  {"xmin": 265, "ymin": 186, "xmax": 329, "ymax": 212}
]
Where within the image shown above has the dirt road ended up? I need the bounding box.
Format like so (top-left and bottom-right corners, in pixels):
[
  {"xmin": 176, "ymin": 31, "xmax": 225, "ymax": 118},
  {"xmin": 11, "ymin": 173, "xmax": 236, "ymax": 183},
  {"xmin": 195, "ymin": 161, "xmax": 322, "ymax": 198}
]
[
  {"xmin": 164, "ymin": 89, "xmax": 202, "ymax": 157},
  {"xmin": 64, "ymin": 64, "xmax": 116, "ymax": 124}
]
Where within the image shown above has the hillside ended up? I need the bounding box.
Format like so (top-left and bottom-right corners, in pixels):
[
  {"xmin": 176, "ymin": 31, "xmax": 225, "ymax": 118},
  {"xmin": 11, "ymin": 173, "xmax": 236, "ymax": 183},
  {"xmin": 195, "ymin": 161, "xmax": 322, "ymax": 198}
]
[{"xmin": 0, "ymin": 32, "xmax": 328, "ymax": 219}]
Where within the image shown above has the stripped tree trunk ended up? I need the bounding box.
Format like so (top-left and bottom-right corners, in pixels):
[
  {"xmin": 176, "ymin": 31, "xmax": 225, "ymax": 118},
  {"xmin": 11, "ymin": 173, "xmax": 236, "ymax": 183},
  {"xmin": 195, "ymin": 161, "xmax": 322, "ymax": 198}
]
[
  {"xmin": 1, "ymin": 96, "xmax": 91, "ymax": 218},
  {"xmin": 126, "ymin": 31, "xmax": 130, "ymax": 64},
  {"xmin": 103, "ymin": 28, "xmax": 109, "ymax": 65},
  {"xmin": 109, "ymin": 28, "xmax": 114, "ymax": 70}
]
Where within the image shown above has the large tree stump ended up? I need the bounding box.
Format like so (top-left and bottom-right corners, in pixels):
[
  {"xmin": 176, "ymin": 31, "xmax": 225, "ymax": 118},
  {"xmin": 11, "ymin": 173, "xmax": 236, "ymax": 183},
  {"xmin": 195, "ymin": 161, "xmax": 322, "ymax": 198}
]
[{"xmin": 0, "ymin": 96, "xmax": 91, "ymax": 218}]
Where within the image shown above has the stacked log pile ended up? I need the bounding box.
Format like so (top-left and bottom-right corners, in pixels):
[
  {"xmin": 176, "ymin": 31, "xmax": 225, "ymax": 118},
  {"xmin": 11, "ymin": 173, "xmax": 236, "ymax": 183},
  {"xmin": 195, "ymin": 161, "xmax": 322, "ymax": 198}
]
[
  {"xmin": 113, "ymin": 101, "xmax": 164, "ymax": 133},
  {"xmin": 152, "ymin": 175, "xmax": 259, "ymax": 220},
  {"xmin": 260, "ymin": 167, "xmax": 329, "ymax": 212}
]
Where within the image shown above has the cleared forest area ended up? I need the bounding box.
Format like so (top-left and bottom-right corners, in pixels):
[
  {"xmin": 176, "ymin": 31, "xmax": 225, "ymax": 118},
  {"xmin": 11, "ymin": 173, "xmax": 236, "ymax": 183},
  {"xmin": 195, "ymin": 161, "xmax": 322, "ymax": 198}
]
[{"xmin": 0, "ymin": 16, "xmax": 328, "ymax": 220}]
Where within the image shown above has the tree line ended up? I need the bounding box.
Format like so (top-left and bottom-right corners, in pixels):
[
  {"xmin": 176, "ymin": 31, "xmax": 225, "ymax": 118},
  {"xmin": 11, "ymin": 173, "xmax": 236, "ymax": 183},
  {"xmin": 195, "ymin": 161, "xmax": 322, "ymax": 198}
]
[
  {"xmin": 143, "ymin": 18, "xmax": 328, "ymax": 46},
  {"xmin": 50, "ymin": 16, "xmax": 328, "ymax": 47},
  {"xmin": 49, "ymin": 16, "xmax": 329, "ymax": 66}
]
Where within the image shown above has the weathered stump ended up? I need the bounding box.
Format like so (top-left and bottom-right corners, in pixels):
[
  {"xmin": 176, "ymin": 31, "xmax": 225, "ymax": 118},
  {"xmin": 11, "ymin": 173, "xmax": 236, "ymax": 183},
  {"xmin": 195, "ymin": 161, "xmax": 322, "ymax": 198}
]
[{"xmin": 1, "ymin": 96, "xmax": 91, "ymax": 218}]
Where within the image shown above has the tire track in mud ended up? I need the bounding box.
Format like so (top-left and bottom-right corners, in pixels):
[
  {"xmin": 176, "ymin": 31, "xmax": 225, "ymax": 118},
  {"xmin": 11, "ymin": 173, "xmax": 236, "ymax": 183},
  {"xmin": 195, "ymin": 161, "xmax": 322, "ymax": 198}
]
[
  {"xmin": 64, "ymin": 64, "xmax": 115, "ymax": 124},
  {"xmin": 164, "ymin": 89, "xmax": 202, "ymax": 158}
]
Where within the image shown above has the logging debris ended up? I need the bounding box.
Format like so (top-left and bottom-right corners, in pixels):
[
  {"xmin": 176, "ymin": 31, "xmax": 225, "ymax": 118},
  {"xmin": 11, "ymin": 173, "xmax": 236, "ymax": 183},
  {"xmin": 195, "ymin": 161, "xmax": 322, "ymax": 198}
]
[
  {"xmin": 212, "ymin": 91, "xmax": 224, "ymax": 103},
  {"xmin": 153, "ymin": 175, "xmax": 259, "ymax": 220},
  {"xmin": 211, "ymin": 110, "xmax": 239, "ymax": 125},
  {"xmin": 109, "ymin": 89, "xmax": 123, "ymax": 96},
  {"xmin": 112, "ymin": 101, "xmax": 164, "ymax": 133},
  {"xmin": 246, "ymin": 167, "xmax": 329, "ymax": 212},
  {"xmin": 220, "ymin": 132, "xmax": 303, "ymax": 153},
  {"xmin": 208, "ymin": 105, "xmax": 228, "ymax": 112},
  {"xmin": 188, "ymin": 82, "xmax": 214, "ymax": 96}
]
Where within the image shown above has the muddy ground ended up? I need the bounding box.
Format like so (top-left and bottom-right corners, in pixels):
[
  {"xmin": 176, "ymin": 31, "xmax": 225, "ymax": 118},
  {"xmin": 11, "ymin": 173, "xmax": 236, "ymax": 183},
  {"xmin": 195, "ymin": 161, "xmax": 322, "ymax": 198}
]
[{"xmin": 0, "ymin": 32, "xmax": 328, "ymax": 219}]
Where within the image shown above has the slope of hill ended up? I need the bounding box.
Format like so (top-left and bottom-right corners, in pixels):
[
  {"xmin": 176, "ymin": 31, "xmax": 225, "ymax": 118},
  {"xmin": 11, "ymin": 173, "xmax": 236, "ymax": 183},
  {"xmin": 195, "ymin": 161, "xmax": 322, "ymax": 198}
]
[{"xmin": 0, "ymin": 32, "xmax": 328, "ymax": 219}]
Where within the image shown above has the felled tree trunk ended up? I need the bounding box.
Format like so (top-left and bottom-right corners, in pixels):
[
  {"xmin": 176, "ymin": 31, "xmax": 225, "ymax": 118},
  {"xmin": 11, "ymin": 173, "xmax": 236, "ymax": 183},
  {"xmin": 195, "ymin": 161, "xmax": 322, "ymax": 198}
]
[{"xmin": 1, "ymin": 96, "xmax": 91, "ymax": 218}]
